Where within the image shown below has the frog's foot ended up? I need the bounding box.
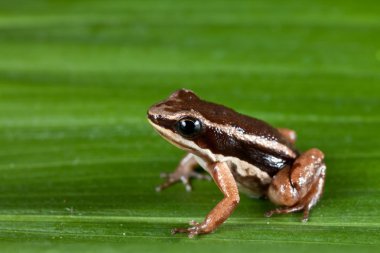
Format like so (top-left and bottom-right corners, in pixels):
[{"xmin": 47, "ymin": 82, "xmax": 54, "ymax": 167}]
[
  {"xmin": 171, "ymin": 220, "xmax": 209, "ymax": 238},
  {"xmin": 156, "ymin": 153, "xmax": 211, "ymax": 192},
  {"xmin": 156, "ymin": 170, "xmax": 211, "ymax": 192},
  {"xmin": 266, "ymin": 148, "xmax": 326, "ymax": 222},
  {"xmin": 265, "ymin": 203, "xmax": 310, "ymax": 222}
]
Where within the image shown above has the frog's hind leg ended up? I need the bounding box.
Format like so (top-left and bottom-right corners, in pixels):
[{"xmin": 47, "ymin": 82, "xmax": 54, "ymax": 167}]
[
  {"xmin": 265, "ymin": 148, "xmax": 326, "ymax": 222},
  {"xmin": 277, "ymin": 128, "xmax": 297, "ymax": 145},
  {"xmin": 156, "ymin": 153, "xmax": 211, "ymax": 192}
]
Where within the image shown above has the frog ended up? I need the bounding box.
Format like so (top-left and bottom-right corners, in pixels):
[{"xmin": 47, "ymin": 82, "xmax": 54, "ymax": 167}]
[{"xmin": 147, "ymin": 89, "xmax": 326, "ymax": 238}]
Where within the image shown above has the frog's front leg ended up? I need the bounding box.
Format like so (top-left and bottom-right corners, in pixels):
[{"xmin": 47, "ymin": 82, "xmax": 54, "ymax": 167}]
[
  {"xmin": 156, "ymin": 153, "xmax": 211, "ymax": 192},
  {"xmin": 172, "ymin": 161, "xmax": 240, "ymax": 238},
  {"xmin": 265, "ymin": 148, "xmax": 326, "ymax": 222}
]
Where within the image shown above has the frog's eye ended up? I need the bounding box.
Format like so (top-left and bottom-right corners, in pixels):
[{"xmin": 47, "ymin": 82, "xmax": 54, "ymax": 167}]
[{"xmin": 176, "ymin": 117, "xmax": 202, "ymax": 138}]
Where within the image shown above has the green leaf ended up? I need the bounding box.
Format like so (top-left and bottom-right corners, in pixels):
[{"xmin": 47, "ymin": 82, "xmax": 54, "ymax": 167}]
[{"xmin": 0, "ymin": 0, "xmax": 379, "ymax": 252}]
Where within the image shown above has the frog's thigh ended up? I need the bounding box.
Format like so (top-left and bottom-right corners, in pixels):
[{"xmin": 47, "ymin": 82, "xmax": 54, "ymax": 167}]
[
  {"xmin": 277, "ymin": 128, "xmax": 297, "ymax": 145},
  {"xmin": 267, "ymin": 148, "xmax": 326, "ymax": 207}
]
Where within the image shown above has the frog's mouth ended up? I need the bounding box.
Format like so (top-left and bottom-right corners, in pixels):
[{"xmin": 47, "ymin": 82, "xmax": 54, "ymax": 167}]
[{"xmin": 147, "ymin": 119, "xmax": 196, "ymax": 152}]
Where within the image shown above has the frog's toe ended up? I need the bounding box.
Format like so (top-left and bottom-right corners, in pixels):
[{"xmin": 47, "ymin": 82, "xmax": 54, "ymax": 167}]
[
  {"xmin": 171, "ymin": 226, "xmax": 198, "ymax": 238},
  {"xmin": 171, "ymin": 222, "xmax": 207, "ymax": 238},
  {"xmin": 301, "ymin": 207, "xmax": 311, "ymax": 222},
  {"xmin": 155, "ymin": 175, "xmax": 178, "ymax": 192},
  {"xmin": 155, "ymin": 182, "xmax": 172, "ymax": 192},
  {"xmin": 171, "ymin": 227, "xmax": 187, "ymax": 235},
  {"xmin": 182, "ymin": 172, "xmax": 211, "ymax": 191},
  {"xmin": 180, "ymin": 176, "xmax": 193, "ymax": 192},
  {"xmin": 155, "ymin": 171, "xmax": 182, "ymax": 191},
  {"xmin": 265, "ymin": 202, "xmax": 316, "ymax": 222},
  {"xmin": 159, "ymin": 172, "xmax": 168, "ymax": 178},
  {"xmin": 156, "ymin": 174, "xmax": 193, "ymax": 192},
  {"xmin": 156, "ymin": 170, "xmax": 210, "ymax": 192},
  {"xmin": 189, "ymin": 220, "xmax": 200, "ymax": 226},
  {"xmin": 265, "ymin": 205, "xmax": 304, "ymax": 218}
]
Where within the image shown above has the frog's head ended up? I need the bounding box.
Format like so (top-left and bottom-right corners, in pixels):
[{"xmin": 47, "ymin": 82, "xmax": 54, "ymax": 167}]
[
  {"xmin": 147, "ymin": 89, "xmax": 297, "ymax": 161},
  {"xmin": 147, "ymin": 89, "xmax": 207, "ymax": 152}
]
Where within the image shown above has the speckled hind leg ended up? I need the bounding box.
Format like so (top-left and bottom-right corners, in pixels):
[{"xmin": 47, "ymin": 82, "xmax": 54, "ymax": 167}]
[
  {"xmin": 265, "ymin": 148, "xmax": 326, "ymax": 222},
  {"xmin": 156, "ymin": 153, "xmax": 211, "ymax": 192}
]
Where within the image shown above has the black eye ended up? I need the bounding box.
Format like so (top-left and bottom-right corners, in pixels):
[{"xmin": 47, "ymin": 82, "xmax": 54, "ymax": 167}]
[{"xmin": 176, "ymin": 117, "xmax": 202, "ymax": 138}]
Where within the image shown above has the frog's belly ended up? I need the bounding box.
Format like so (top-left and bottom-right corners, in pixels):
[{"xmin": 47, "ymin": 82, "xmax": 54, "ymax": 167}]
[{"xmin": 227, "ymin": 159, "xmax": 272, "ymax": 198}]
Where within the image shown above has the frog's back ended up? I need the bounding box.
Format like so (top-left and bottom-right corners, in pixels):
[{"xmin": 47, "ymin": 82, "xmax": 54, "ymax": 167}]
[{"xmin": 193, "ymin": 99, "xmax": 298, "ymax": 175}]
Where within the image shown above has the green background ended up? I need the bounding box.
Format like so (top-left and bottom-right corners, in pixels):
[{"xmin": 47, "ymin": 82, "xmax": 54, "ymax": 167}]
[{"xmin": 0, "ymin": 0, "xmax": 379, "ymax": 252}]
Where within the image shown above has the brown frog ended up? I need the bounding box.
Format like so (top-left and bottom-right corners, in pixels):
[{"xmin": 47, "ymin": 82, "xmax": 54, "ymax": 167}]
[{"xmin": 147, "ymin": 89, "xmax": 326, "ymax": 237}]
